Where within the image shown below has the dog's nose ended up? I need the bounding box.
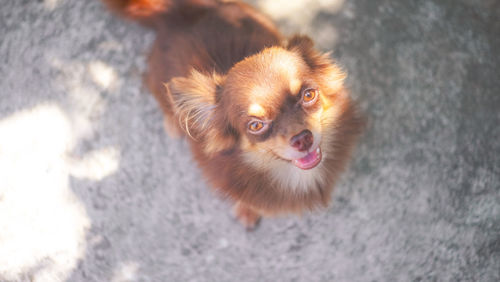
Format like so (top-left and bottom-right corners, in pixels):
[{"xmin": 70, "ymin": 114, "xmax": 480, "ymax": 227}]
[{"xmin": 290, "ymin": 129, "xmax": 314, "ymax": 152}]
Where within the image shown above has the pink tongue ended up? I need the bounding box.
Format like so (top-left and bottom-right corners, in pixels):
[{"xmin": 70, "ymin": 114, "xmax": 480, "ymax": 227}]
[{"xmin": 292, "ymin": 148, "xmax": 322, "ymax": 170}]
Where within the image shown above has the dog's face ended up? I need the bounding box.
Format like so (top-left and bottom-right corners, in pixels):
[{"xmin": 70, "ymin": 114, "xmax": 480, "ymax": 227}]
[
  {"xmin": 168, "ymin": 36, "xmax": 350, "ymax": 172},
  {"xmin": 223, "ymin": 48, "xmax": 326, "ymax": 170}
]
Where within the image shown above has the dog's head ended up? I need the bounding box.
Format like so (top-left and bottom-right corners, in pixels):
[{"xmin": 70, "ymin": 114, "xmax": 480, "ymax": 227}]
[{"xmin": 168, "ymin": 35, "xmax": 355, "ymax": 172}]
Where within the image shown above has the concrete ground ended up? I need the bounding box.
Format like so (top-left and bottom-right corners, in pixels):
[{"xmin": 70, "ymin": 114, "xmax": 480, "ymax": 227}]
[{"xmin": 1, "ymin": 0, "xmax": 499, "ymax": 281}]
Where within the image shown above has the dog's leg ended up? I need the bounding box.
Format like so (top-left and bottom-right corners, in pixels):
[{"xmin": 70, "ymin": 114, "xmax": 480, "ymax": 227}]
[{"xmin": 233, "ymin": 201, "xmax": 261, "ymax": 230}]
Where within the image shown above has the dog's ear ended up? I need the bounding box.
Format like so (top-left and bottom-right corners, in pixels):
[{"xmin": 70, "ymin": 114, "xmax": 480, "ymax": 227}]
[
  {"xmin": 287, "ymin": 35, "xmax": 346, "ymax": 94},
  {"xmin": 166, "ymin": 70, "xmax": 237, "ymax": 155}
]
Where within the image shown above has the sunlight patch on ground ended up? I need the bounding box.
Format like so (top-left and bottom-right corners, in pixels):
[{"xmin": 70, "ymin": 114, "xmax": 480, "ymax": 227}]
[
  {"xmin": 49, "ymin": 57, "xmax": 120, "ymax": 141},
  {"xmin": 111, "ymin": 261, "xmax": 140, "ymax": 282},
  {"xmin": 0, "ymin": 103, "xmax": 120, "ymax": 280},
  {"xmin": 68, "ymin": 147, "xmax": 120, "ymax": 181},
  {"xmin": 0, "ymin": 104, "xmax": 90, "ymax": 281},
  {"xmin": 48, "ymin": 57, "xmax": 122, "ymax": 181},
  {"xmin": 43, "ymin": 0, "xmax": 60, "ymax": 11},
  {"xmin": 257, "ymin": 0, "xmax": 345, "ymax": 26},
  {"xmin": 89, "ymin": 60, "xmax": 118, "ymax": 90}
]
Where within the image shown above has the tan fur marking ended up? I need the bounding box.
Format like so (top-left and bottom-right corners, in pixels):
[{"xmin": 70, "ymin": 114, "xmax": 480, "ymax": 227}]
[
  {"xmin": 248, "ymin": 103, "xmax": 266, "ymax": 118},
  {"xmin": 289, "ymin": 78, "xmax": 302, "ymax": 95}
]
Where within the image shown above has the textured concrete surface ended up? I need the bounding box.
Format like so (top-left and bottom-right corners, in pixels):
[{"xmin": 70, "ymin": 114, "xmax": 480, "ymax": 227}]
[{"xmin": 1, "ymin": 0, "xmax": 499, "ymax": 281}]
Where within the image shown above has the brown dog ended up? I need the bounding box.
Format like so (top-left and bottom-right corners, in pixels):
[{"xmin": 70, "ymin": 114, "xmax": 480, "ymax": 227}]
[{"xmin": 102, "ymin": 0, "xmax": 364, "ymax": 229}]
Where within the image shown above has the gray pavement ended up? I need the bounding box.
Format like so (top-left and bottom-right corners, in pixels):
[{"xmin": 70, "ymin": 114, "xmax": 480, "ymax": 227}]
[{"xmin": 0, "ymin": 0, "xmax": 499, "ymax": 281}]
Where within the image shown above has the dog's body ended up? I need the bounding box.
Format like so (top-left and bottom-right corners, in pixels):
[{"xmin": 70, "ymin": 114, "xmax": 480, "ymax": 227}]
[{"xmin": 103, "ymin": 0, "xmax": 364, "ymax": 228}]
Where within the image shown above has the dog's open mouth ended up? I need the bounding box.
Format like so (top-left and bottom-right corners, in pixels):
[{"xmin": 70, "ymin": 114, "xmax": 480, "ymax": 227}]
[{"xmin": 292, "ymin": 147, "xmax": 322, "ymax": 170}]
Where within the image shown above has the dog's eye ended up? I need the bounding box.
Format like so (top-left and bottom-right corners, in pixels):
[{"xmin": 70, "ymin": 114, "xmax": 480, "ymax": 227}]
[
  {"xmin": 249, "ymin": 120, "xmax": 264, "ymax": 131},
  {"xmin": 248, "ymin": 120, "xmax": 267, "ymax": 134},
  {"xmin": 302, "ymin": 88, "xmax": 319, "ymax": 105}
]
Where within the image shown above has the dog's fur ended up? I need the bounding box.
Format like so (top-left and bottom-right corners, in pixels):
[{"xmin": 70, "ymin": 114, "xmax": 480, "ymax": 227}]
[{"xmin": 102, "ymin": 0, "xmax": 364, "ymax": 229}]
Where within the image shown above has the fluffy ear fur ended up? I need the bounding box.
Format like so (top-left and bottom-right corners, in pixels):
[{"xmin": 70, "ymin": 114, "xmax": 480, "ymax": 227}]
[
  {"xmin": 287, "ymin": 35, "xmax": 346, "ymax": 94},
  {"xmin": 166, "ymin": 70, "xmax": 237, "ymax": 155}
]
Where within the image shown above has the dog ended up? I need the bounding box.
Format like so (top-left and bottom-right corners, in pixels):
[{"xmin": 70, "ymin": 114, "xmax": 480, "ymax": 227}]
[{"xmin": 102, "ymin": 0, "xmax": 364, "ymax": 229}]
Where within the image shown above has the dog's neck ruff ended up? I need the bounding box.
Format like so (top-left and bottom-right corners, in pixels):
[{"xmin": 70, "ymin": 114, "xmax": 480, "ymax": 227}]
[{"xmin": 241, "ymin": 150, "xmax": 326, "ymax": 193}]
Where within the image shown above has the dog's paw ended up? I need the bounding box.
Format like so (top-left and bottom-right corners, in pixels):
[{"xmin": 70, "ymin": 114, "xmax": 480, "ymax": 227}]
[{"xmin": 233, "ymin": 202, "xmax": 261, "ymax": 231}]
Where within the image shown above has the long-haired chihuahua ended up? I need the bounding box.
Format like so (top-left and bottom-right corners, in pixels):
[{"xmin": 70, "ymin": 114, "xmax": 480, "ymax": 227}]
[{"xmin": 102, "ymin": 0, "xmax": 364, "ymax": 229}]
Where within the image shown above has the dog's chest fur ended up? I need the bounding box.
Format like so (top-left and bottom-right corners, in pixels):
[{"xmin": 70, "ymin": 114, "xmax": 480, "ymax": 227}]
[
  {"xmin": 241, "ymin": 151, "xmax": 326, "ymax": 193},
  {"xmin": 268, "ymin": 160, "xmax": 326, "ymax": 192}
]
